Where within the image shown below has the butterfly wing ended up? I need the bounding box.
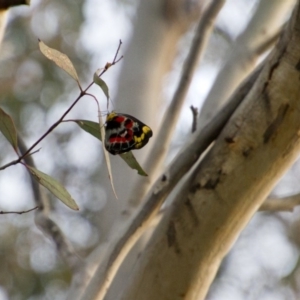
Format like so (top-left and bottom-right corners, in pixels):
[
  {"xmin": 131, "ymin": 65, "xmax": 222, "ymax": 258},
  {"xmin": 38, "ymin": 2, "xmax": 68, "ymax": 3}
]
[{"xmin": 105, "ymin": 112, "xmax": 153, "ymax": 155}]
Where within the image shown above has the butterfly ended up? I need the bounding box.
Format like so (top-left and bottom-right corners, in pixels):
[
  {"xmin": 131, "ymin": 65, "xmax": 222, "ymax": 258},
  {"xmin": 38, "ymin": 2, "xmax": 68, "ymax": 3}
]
[{"xmin": 104, "ymin": 112, "xmax": 153, "ymax": 155}]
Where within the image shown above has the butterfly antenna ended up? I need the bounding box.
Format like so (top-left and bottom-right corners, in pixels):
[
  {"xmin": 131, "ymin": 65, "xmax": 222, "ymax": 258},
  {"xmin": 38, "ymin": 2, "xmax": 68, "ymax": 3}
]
[{"xmin": 108, "ymin": 98, "xmax": 116, "ymax": 112}]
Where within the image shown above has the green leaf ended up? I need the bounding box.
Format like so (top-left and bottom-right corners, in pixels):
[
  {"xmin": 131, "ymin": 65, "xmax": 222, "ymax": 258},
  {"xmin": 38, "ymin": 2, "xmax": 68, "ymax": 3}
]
[
  {"xmin": 120, "ymin": 152, "xmax": 148, "ymax": 176},
  {"xmin": 26, "ymin": 166, "xmax": 79, "ymax": 210},
  {"xmin": 0, "ymin": 107, "xmax": 18, "ymax": 151},
  {"xmin": 93, "ymin": 73, "xmax": 110, "ymax": 101},
  {"xmin": 39, "ymin": 40, "xmax": 81, "ymax": 87},
  {"xmin": 74, "ymin": 119, "xmax": 102, "ymax": 141},
  {"xmin": 74, "ymin": 120, "xmax": 148, "ymax": 176}
]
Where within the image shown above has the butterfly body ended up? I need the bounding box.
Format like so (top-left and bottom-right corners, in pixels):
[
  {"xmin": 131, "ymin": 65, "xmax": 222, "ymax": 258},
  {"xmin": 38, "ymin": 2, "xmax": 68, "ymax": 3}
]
[{"xmin": 105, "ymin": 112, "xmax": 153, "ymax": 155}]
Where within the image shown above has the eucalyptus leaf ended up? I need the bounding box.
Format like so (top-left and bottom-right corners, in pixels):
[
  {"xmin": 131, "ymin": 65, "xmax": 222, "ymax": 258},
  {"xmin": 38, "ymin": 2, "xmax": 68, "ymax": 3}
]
[
  {"xmin": 27, "ymin": 166, "xmax": 79, "ymax": 210},
  {"xmin": 93, "ymin": 73, "xmax": 110, "ymax": 101},
  {"xmin": 0, "ymin": 107, "xmax": 18, "ymax": 151},
  {"xmin": 39, "ymin": 40, "xmax": 81, "ymax": 87}
]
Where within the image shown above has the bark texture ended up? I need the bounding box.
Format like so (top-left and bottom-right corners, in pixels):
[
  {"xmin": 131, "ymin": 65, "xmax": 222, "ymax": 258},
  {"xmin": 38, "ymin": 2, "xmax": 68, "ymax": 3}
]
[{"xmin": 121, "ymin": 3, "xmax": 300, "ymax": 300}]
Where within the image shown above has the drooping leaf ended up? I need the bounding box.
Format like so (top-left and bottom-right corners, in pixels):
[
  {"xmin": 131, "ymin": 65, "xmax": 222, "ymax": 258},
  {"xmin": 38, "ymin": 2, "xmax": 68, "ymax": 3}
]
[
  {"xmin": 0, "ymin": 107, "xmax": 18, "ymax": 151},
  {"xmin": 73, "ymin": 120, "xmax": 148, "ymax": 176},
  {"xmin": 97, "ymin": 109, "xmax": 118, "ymax": 199},
  {"xmin": 93, "ymin": 73, "xmax": 110, "ymax": 101},
  {"xmin": 26, "ymin": 166, "xmax": 79, "ymax": 210},
  {"xmin": 39, "ymin": 40, "xmax": 81, "ymax": 87},
  {"xmin": 120, "ymin": 152, "xmax": 148, "ymax": 176}
]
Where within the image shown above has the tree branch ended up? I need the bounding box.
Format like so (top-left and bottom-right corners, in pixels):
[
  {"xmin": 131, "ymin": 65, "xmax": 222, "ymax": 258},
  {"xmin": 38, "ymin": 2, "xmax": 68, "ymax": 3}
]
[
  {"xmin": 79, "ymin": 62, "xmax": 261, "ymax": 300},
  {"xmin": 260, "ymin": 194, "xmax": 300, "ymax": 212},
  {"xmin": 127, "ymin": 0, "xmax": 226, "ymax": 209},
  {"xmin": 199, "ymin": 0, "xmax": 296, "ymax": 128},
  {"xmin": 121, "ymin": 3, "xmax": 300, "ymax": 298}
]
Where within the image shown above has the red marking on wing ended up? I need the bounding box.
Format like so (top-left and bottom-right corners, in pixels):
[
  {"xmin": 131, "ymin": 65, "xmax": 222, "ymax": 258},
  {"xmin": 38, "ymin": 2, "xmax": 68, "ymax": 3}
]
[
  {"xmin": 124, "ymin": 118, "xmax": 134, "ymax": 129},
  {"xmin": 114, "ymin": 116, "xmax": 125, "ymax": 123},
  {"xmin": 123, "ymin": 129, "xmax": 133, "ymax": 138},
  {"xmin": 109, "ymin": 136, "xmax": 127, "ymax": 143}
]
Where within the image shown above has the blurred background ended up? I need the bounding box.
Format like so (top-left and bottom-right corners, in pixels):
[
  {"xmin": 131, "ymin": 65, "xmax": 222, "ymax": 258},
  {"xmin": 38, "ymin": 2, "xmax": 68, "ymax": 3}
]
[{"xmin": 0, "ymin": 0, "xmax": 299, "ymax": 299}]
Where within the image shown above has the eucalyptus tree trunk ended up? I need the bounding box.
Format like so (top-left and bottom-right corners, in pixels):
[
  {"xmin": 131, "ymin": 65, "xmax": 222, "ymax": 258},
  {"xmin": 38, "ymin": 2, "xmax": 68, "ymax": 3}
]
[{"xmin": 120, "ymin": 2, "xmax": 300, "ymax": 300}]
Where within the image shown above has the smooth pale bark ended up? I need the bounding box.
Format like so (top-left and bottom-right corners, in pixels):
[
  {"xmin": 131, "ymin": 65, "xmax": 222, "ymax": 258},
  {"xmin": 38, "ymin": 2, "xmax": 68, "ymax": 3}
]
[
  {"xmin": 121, "ymin": 3, "xmax": 300, "ymax": 300},
  {"xmin": 77, "ymin": 2, "xmax": 206, "ymax": 300},
  {"xmin": 96, "ymin": 0, "xmax": 205, "ymax": 235},
  {"xmin": 80, "ymin": 64, "xmax": 259, "ymax": 300},
  {"xmin": 199, "ymin": 0, "xmax": 296, "ymax": 127},
  {"xmin": 127, "ymin": 0, "xmax": 225, "ymax": 210}
]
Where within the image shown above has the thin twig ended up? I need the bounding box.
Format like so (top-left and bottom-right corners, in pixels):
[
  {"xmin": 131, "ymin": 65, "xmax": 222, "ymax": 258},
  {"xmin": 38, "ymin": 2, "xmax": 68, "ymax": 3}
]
[
  {"xmin": 0, "ymin": 206, "xmax": 39, "ymax": 215},
  {"xmin": 0, "ymin": 42, "xmax": 123, "ymax": 171},
  {"xmin": 0, "ymin": 42, "xmax": 123, "ymax": 277},
  {"xmin": 112, "ymin": 40, "xmax": 123, "ymax": 65},
  {"xmin": 190, "ymin": 105, "xmax": 198, "ymax": 133}
]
